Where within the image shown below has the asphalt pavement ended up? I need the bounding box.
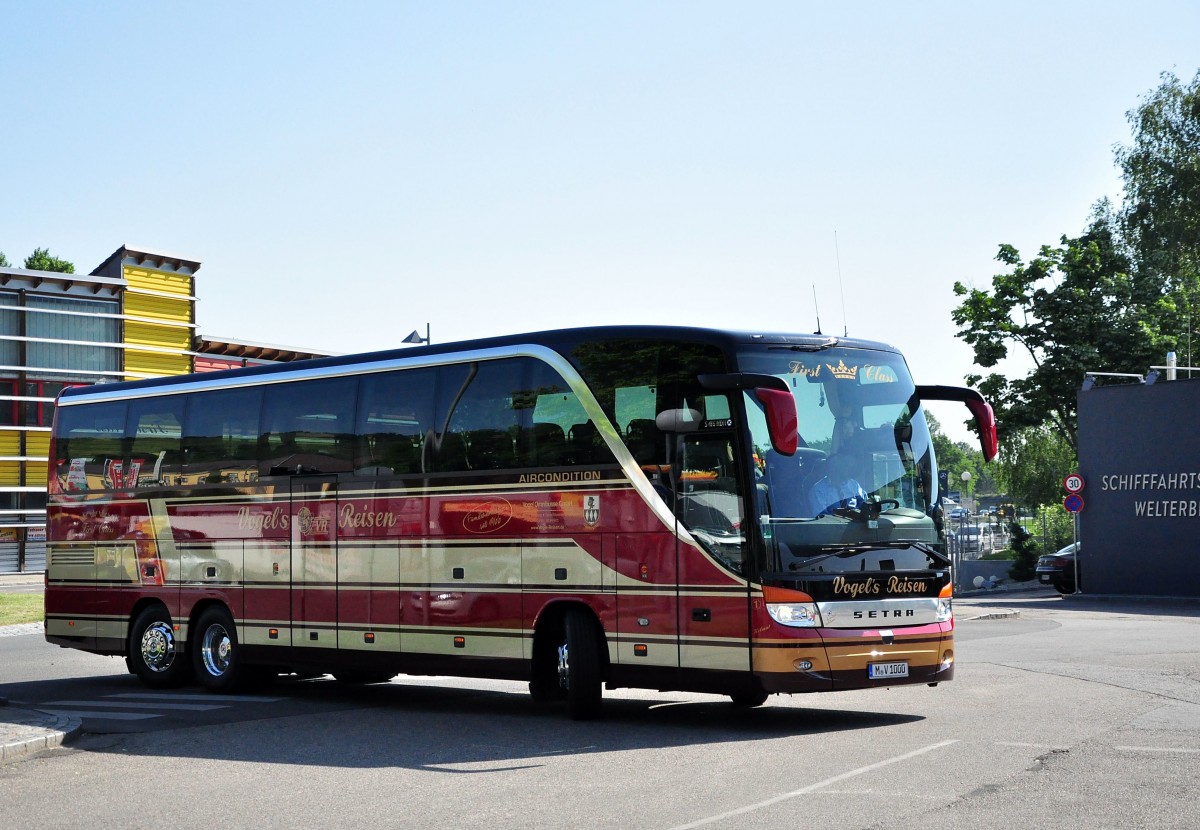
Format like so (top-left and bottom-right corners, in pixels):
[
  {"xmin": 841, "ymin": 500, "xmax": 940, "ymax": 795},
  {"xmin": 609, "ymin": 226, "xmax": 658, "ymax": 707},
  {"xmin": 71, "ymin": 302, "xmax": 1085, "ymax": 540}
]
[
  {"xmin": 3, "ymin": 569, "xmax": 1192, "ymax": 767},
  {"xmin": 0, "ymin": 571, "xmax": 1024, "ymax": 766},
  {"xmin": 0, "ymin": 571, "xmax": 70, "ymax": 764}
]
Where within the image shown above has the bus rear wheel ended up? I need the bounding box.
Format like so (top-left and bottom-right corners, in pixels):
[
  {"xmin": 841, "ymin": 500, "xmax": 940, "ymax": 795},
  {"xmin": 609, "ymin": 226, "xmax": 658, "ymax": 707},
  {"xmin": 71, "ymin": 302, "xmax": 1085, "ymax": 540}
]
[
  {"xmin": 558, "ymin": 608, "xmax": 603, "ymax": 720},
  {"xmin": 192, "ymin": 606, "xmax": 244, "ymax": 693},
  {"xmin": 128, "ymin": 605, "xmax": 192, "ymax": 688}
]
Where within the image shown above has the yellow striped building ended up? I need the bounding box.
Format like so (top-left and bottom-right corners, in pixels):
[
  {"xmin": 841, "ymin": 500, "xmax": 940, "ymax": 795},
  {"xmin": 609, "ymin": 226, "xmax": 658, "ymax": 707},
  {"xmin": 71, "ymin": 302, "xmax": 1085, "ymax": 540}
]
[{"xmin": 0, "ymin": 245, "xmax": 328, "ymax": 572}]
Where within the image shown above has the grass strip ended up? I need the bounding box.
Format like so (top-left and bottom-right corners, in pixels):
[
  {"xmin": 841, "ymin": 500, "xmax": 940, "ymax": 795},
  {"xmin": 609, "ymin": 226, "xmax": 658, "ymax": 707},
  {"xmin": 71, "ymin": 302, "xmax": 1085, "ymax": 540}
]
[{"xmin": 0, "ymin": 592, "xmax": 43, "ymax": 626}]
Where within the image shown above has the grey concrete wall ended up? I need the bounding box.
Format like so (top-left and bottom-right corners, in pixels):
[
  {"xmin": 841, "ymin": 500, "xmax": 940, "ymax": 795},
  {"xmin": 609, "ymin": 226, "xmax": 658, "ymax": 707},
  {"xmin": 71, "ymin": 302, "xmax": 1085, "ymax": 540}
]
[
  {"xmin": 1078, "ymin": 378, "xmax": 1200, "ymax": 597},
  {"xmin": 956, "ymin": 559, "xmax": 1015, "ymax": 591}
]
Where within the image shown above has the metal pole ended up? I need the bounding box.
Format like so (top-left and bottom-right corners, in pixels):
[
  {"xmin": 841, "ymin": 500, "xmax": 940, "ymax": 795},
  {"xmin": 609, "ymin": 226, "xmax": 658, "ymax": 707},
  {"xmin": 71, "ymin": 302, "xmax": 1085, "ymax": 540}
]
[{"xmin": 1072, "ymin": 511, "xmax": 1081, "ymax": 594}]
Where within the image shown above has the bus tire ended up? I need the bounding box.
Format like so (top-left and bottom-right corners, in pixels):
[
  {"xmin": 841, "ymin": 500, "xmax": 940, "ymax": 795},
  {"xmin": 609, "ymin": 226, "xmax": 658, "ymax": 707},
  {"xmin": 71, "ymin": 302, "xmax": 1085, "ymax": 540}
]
[
  {"xmin": 128, "ymin": 605, "xmax": 192, "ymax": 688},
  {"xmin": 192, "ymin": 606, "xmax": 244, "ymax": 693},
  {"xmin": 529, "ymin": 626, "xmax": 564, "ymax": 704},
  {"xmin": 729, "ymin": 689, "xmax": 769, "ymax": 708},
  {"xmin": 559, "ymin": 608, "xmax": 603, "ymax": 720}
]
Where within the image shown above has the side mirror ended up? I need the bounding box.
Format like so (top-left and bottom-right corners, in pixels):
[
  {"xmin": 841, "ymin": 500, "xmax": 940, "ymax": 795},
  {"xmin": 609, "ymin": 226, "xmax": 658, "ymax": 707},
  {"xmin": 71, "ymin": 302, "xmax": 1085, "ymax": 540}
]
[
  {"xmin": 914, "ymin": 385, "xmax": 999, "ymax": 461},
  {"xmin": 754, "ymin": 388, "xmax": 798, "ymax": 456},
  {"xmin": 697, "ymin": 372, "xmax": 800, "ymax": 457},
  {"xmin": 655, "ymin": 408, "xmax": 701, "ymax": 433}
]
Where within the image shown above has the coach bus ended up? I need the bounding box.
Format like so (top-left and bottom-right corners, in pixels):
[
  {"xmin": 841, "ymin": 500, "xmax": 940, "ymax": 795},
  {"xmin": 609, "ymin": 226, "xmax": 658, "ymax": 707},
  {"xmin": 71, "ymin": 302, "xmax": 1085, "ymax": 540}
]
[{"xmin": 44, "ymin": 326, "xmax": 996, "ymax": 719}]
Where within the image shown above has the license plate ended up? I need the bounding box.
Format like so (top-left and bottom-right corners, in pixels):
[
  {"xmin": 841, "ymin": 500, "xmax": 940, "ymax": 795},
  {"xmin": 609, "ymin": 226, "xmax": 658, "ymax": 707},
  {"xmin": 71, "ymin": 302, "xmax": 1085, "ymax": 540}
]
[
  {"xmin": 868, "ymin": 661, "xmax": 909, "ymax": 679},
  {"xmin": 1038, "ymin": 574, "xmax": 1051, "ymax": 583}
]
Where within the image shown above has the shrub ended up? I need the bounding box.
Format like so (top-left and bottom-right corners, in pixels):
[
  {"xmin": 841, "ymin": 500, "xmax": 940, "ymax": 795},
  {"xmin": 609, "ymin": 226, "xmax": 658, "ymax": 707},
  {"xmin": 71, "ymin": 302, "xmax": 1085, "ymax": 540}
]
[{"xmin": 1007, "ymin": 522, "xmax": 1039, "ymax": 581}]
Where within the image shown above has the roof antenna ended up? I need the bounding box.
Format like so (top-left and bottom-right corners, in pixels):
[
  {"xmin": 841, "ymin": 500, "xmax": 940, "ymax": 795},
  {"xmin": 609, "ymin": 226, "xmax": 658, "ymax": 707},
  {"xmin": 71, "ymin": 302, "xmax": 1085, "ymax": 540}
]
[
  {"xmin": 812, "ymin": 286, "xmax": 823, "ymax": 335},
  {"xmin": 835, "ymin": 230, "xmax": 848, "ymax": 337}
]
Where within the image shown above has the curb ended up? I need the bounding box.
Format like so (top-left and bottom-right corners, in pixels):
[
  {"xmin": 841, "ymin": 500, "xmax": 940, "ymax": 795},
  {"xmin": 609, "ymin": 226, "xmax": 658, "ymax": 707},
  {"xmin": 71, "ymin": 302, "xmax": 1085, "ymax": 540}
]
[
  {"xmin": 966, "ymin": 609, "xmax": 1022, "ymax": 621},
  {"xmin": 0, "ymin": 573, "xmax": 44, "ymax": 587},
  {"xmin": 0, "ymin": 703, "xmax": 82, "ymax": 766}
]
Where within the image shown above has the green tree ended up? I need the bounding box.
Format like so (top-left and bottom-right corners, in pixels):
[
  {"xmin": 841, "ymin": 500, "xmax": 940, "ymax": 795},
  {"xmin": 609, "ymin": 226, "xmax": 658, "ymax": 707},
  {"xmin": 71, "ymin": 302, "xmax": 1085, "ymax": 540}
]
[
  {"xmin": 927, "ymin": 412, "xmax": 967, "ymax": 473},
  {"xmin": 1116, "ymin": 69, "xmax": 1200, "ymax": 344},
  {"xmin": 953, "ymin": 71, "xmax": 1200, "ymax": 459},
  {"xmin": 1031, "ymin": 504, "xmax": 1075, "ymax": 553},
  {"xmin": 926, "ymin": 411, "xmax": 994, "ymax": 500},
  {"xmin": 994, "ymin": 425, "xmax": 1076, "ymax": 509},
  {"xmin": 953, "ymin": 217, "xmax": 1161, "ymax": 453},
  {"xmin": 0, "ymin": 251, "xmax": 10, "ymax": 267},
  {"xmin": 23, "ymin": 247, "xmax": 74, "ymax": 274}
]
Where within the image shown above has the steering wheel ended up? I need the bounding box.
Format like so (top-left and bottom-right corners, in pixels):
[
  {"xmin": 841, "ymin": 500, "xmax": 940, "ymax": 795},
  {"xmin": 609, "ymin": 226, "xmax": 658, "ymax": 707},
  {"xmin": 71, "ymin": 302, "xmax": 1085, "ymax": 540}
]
[{"xmin": 831, "ymin": 498, "xmax": 901, "ymax": 522}]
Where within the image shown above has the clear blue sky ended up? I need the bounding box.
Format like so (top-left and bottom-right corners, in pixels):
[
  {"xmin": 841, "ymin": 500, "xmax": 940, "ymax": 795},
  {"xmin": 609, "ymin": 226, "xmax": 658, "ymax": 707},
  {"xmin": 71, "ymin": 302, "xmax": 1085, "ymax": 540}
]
[{"xmin": 3, "ymin": 2, "xmax": 1197, "ymax": 443}]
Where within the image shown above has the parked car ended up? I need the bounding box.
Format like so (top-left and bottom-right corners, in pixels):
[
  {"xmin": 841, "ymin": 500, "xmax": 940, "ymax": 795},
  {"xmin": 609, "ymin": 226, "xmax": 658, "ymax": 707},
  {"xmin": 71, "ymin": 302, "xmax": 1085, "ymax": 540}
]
[
  {"xmin": 1037, "ymin": 542, "xmax": 1080, "ymax": 594},
  {"xmin": 949, "ymin": 506, "xmax": 970, "ymax": 520},
  {"xmin": 956, "ymin": 525, "xmax": 991, "ymax": 554}
]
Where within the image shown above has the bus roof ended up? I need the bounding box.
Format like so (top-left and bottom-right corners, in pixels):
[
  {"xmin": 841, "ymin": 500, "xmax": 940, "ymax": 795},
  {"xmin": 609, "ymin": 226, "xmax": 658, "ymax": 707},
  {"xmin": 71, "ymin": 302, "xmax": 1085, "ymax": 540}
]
[{"xmin": 58, "ymin": 324, "xmax": 902, "ymax": 403}]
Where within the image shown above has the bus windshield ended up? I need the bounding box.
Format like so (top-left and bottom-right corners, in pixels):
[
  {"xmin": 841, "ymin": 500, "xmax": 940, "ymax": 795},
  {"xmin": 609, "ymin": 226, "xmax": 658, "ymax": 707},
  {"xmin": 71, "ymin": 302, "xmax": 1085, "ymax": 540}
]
[{"xmin": 736, "ymin": 345, "xmax": 940, "ymax": 566}]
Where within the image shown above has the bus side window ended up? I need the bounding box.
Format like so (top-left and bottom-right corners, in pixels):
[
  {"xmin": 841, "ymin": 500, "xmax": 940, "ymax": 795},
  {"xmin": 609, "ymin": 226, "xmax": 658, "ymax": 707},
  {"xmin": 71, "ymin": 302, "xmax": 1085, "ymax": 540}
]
[
  {"xmin": 125, "ymin": 396, "xmax": 184, "ymax": 487},
  {"xmin": 356, "ymin": 367, "xmax": 437, "ymax": 477},
  {"xmin": 260, "ymin": 377, "xmax": 357, "ymax": 475},
  {"xmin": 515, "ymin": 359, "xmax": 592, "ymax": 469},
  {"xmin": 438, "ymin": 360, "xmax": 522, "ymax": 473},
  {"xmin": 181, "ymin": 388, "xmax": 263, "ymax": 485},
  {"xmin": 55, "ymin": 401, "xmax": 126, "ymax": 492},
  {"xmin": 567, "ymin": 421, "xmax": 609, "ymax": 465},
  {"xmin": 624, "ymin": 418, "xmax": 661, "ymax": 467},
  {"xmin": 514, "ymin": 422, "xmax": 567, "ymax": 467}
]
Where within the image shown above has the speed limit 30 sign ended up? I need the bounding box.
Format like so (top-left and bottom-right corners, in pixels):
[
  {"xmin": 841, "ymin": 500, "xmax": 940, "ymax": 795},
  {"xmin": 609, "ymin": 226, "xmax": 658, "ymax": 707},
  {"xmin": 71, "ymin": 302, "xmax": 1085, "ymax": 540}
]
[{"xmin": 1064, "ymin": 474, "xmax": 1085, "ymax": 494}]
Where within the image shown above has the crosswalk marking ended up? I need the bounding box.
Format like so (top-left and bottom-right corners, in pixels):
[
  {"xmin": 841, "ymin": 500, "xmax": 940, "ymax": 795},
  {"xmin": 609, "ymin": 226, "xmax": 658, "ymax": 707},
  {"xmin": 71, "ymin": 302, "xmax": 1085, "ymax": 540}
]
[
  {"xmin": 36, "ymin": 690, "xmax": 284, "ymax": 723},
  {"xmin": 36, "ymin": 710, "xmax": 160, "ymax": 721},
  {"xmin": 113, "ymin": 692, "xmax": 283, "ymax": 703},
  {"xmin": 45, "ymin": 700, "xmax": 226, "ymax": 711}
]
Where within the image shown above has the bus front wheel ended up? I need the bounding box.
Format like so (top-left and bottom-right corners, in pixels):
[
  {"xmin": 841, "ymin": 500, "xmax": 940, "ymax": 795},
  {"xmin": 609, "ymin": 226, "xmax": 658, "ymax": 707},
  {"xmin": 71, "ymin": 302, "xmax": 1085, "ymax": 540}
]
[
  {"xmin": 128, "ymin": 605, "xmax": 192, "ymax": 688},
  {"xmin": 558, "ymin": 608, "xmax": 603, "ymax": 720},
  {"xmin": 192, "ymin": 606, "xmax": 243, "ymax": 693},
  {"xmin": 729, "ymin": 689, "xmax": 769, "ymax": 707}
]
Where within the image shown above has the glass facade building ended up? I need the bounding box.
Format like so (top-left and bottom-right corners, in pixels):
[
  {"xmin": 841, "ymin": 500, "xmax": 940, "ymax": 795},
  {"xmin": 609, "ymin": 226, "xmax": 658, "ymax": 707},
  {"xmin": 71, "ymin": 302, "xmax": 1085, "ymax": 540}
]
[{"xmin": 0, "ymin": 245, "xmax": 326, "ymax": 572}]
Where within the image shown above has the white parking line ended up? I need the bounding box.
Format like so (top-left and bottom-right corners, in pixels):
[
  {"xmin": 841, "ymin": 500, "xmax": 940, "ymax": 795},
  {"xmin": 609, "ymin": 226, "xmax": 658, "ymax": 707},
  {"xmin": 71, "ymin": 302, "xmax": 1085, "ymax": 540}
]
[
  {"xmin": 993, "ymin": 741, "xmax": 1067, "ymax": 750},
  {"xmin": 1115, "ymin": 746, "xmax": 1200, "ymax": 754},
  {"xmin": 667, "ymin": 740, "xmax": 960, "ymax": 829}
]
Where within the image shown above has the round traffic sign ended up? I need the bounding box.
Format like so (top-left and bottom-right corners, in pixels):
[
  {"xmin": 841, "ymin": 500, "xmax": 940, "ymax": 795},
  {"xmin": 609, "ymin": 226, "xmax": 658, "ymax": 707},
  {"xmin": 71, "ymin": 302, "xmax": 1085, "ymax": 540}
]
[
  {"xmin": 1064, "ymin": 493, "xmax": 1085, "ymax": 513},
  {"xmin": 1064, "ymin": 474, "xmax": 1085, "ymax": 494}
]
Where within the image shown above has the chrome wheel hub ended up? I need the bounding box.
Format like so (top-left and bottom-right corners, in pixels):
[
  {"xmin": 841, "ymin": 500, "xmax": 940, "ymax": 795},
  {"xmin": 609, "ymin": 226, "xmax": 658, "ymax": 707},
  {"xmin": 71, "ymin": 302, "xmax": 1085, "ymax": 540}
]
[
  {"xmin": 201, "ymin": 624, "xmax": 232, "ymax": 677},
  {"xmin": 557, "ymin": 642, "xmax": 570, "ymax": 690},
  {"xmin": 140, "ymin": 622, "xmax": 176, "ymax": 673}
]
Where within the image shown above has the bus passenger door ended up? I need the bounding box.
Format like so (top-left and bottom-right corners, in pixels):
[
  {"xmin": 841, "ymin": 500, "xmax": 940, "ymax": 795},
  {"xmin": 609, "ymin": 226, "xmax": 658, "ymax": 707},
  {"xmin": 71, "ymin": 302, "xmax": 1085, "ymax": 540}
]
[
  {"xmin": 674, "ymin": 431, "xmax": 754, "ymax": 676},
  {"xmin": 290, "ymin": 476, "xmax": 338, "ymax": 651}
]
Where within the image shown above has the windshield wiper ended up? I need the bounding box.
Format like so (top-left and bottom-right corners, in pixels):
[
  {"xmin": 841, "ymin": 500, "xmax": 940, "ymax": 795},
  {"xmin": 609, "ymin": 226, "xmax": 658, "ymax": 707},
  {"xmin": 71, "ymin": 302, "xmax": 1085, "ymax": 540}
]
[{"xmin": 778, "ymin": 540, "xmax": 950, "ymax": 570}]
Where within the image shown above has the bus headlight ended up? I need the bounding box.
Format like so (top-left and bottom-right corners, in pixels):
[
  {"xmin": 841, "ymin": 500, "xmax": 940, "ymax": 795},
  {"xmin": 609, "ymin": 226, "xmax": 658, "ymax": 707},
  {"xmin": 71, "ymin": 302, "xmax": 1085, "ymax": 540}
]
[
  {"xmin": 767, "ymin": 601, "xmax": 822, "ymax": 627},
  {"xmin": 763, "ymin": 586, "xmax": 822, "ymax": 628},
  {"xmin": 937, "ymin": 584, "xmax": 953, "ymax": 622}
]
